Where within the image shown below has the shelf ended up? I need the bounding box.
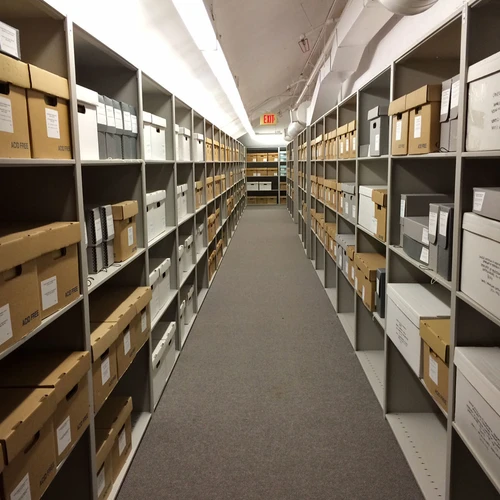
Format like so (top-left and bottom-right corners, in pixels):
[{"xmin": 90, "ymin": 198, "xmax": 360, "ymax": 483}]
[
  {"xmin": 338, "ymin": 312, "xmax": 355, "ymax": 349},
  {"xmin": 325, "ymin": 288, "xmax": 337, "ymax": 311},
  {"xmin": 181, "ymin": 313, "xmax": 197, "ymax": 348},
  {"xmin": 373, "ymin": 312, "xmax": 385, "ymax": 330},
  {"xmin": 82, "ymin": 159, "xmax": 143, "ymax": 167},
  {"xmin": 179, "ymin": 263, "xmax": 196, "ymax": 288},
  {"xmin": 88, "ymin": 248, "xmax": 146, "ymax": 294},
  {"xmin": 316, "ymin": 269, "xmax": 325, "ymax": 284},
  {"xmin": 108, "ymin": 412, "xmax": 152, "ymax": 500},
  {"xmin": 145, "ymin": 159, "xmax": 175, "ymax": 164},
  {"xmin": 420, "ymin": 379, "xmax": 448, "ymax": 418},
  {"xmin": 178, "ymin": 213, "xmax": 194, "ymax": 226},
  {"xmin": 151, "ymin": 289, "xmax": 178, "ymax": 330},
  {"xmin": 357, "ymin": 224, "xmax": 387, "ymax": 246},
  {"xmin": 456, "ymin": 291, "xmax": 500, "ymax": 328},
  {"xmin": 394, "ymin": 152, "xmax": 456, "ymax": 160},
  {"xmin": 356, "ymin": 350, "xmax": 384, "ymax": 408},
  {"xmin": 386, "ymin": 413, "xmax": 447, "ymax": 500},
  {"xmin": 390, "ymin": 246, "xmax": 452, "ymax": 291},
  {"xmin": 338, "ymin": 211, "xmax": 355, "ymax": 225},
  {"xmin": 197, "ymin": 289, "xmax": 208, "ymax": 309},
  {"xmin": 196, "ymin": 204, "xmax": 206, "ymax": 214},
  {"xmin": 148, "ymin": 226, "xmax": 176, "ymax": 248},
  {"xmin": 462, "ymin": 151, "xmax": 500, "ymax": 159},
  {"xmin": 196, "ymin": 249, "xmax": 207, "ymax": 263},
  {"xmin": 0, "ymin": 158, "xmax": 76, "ymax": 167},
  {"xmin": 0, "ymin": 296, "xmax": 83, "ymax": 362},
  {"xmin": 357, "ymin": 155, "xmax": 389, "ymax": 161}
]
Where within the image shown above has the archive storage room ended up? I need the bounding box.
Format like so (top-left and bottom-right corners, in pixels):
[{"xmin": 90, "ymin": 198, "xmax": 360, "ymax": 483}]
[{"xmin": 0, "ymin": 0, "xmax": 500, "ymax": 499}]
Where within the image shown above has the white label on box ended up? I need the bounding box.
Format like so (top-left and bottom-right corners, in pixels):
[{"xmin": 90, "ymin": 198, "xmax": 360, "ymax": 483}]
[
  {"xmin": 371, "ymin": 217, "xmax": 378, "ymax": 234},
  {"xmin": 440, "ymin": 88, "xmax": 451, "ymax": 116},
  {"xmin": 353, "ymin": 137, "xmax": 356, "ymax": 151},
  {"xmin": 340, "ymin": 197, "xmax": 344, "ymax": 209},
  {"xmin": 101, "ymin": 356, "xmax": 110, "ymax": 385},
  {"xmin": 97, "ymin": 102, "xmax": 107, "ymax": 125},
  {"xmin": 10, "ymin": 473, "xmax": 31, "ymax": 500},
  {"xmin": 118, "ymin": 428, "xmax": 127, "ymax": 456},
  {"xmin": 94, "ymin": 216, "xmax": 102, "ymax": 242},
  {"xmin": 414, "ymin": 115, "xmax": 422, "ymax": 139},
  {"xmin": 351, "ymin": 266, "xmax": 355, "ymax": 280},
  {"xmin": 123, "ymin": 328, "xmax": 131, "ymax": 355},
  {"xmin": 338, "ymin": 253, "xmax": 342, "ymax": 267},
  {"xmin": 0, "ymin": 96, "xmax": 14, "ymax": 133},
  {"xmin": 141, "ymin": 311, "xmax": 147, "ymax": 332},
  {"xmin": 374, "ymin": 133, "xmax": 380, "ymax": 152},
  {"xmin": 429, "ymin": 211, "xmax": 438, "ymax": 237},
  {"xmin": 422, "ymin": 227, "xmax": 429, "ymax": 246},
  {"xmin": 362, "ymin": 286, "xmax": 366, "ymax": 301},
  {"xmin": 376, "ymin": 277, "xmax": 380, "ymax": 296},
  {"xmin": 41, "ymin": 276, "xmax": 58, "ymax": 311},
  {"xmin": 114, "ymin": 108, "xmax": 123, "ymax": 130},
  {"xmin": 439, "ymin": 211, "xmax": 449, "ymax": 237},
  {"xmin": 451, "ymin": 81, "xmax": 460, "ymax": 109},
  {"xmin": 420, "ymin": 247, "xmax": 429, "ymax": 264},
  {"xmin": 106, "ymin": 214, "xmax": 114, "ymax": 237},
  {"xmin": 344, "ymin": 261, "xmax": 348, "ymax": 274},
  {"xmin": 355, "ymin": 276, "xmax": 358, "ymax": 289},
  {"xmin": 128, "ymin": 226, "xmax": 134, "ymax": 246},
  {"xmin": 400, "ymin": 199, "xmax": 406, "ymax": 218},
  {"xmin": 330, "ymin": 240, "xmax": 333, "ymax": 251},
  {"xmin": 0, "ymin": 24, "xmax": 19, "ymax": 59},
  {"xmin": 0, "ymin": 304, "xmax": 13, "ymax": 346},
  {"xmin": 97, "ymin": 466, "xmax": 106, "ymax": 497},
  {"xmin": 334, "ymin": 246, "xmax": 337, "ymax": 257},
  {"xmin": 429, "ymin": 355, "xmax": 439, "ymax": 385},
  {"xmin": 131, "ymin": 114, "xmax": 138, "ymax": 134},
  {"xmin": 352, "ymin": 205, "xmax": 357, "ymax": 219},
  {"xmin": 346, "ymin": 139, "xmax": 349, "ymax": 152},
  {"xmin": 345, "ymin": 201, "xmax": 349, "ymax": 215},
  {"xmin": 340, "ymin": 142, "xmax": 344, "ymax": 154},
  {"xmin": 105, "ymin": 105, "xmax": 115, "ymax": 127},
  {"xmin": 123, "ymin": 111, "xmax": 132, "ymax": 131},
  {"xmin": 474, "ymin": 191, "xmax": 486, "ymax": 211},
  {"xmin": 45, "ymin": 108, "xmax": 61, "ymax": 139},
  {"xmin": 56, "ymin": 415, "xmax": 72, "ymax": 456},
  {"xmin": 396, "ymin": 120, "xmax": 402, "ymax": 141}
]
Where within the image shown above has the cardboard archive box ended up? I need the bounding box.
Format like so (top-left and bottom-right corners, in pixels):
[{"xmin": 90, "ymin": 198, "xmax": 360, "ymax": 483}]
[
  {"xmin": 95, "ymin": 427, "xmax": 114, "ymax": 500},
  {"xmin": 27, "ymin": 64, "xmax": 72, "ymax": 159},
  {"xmin": 205, "ymin": 137, "xmax": 212, "ymax": 161},
  {"xmin": 358, "ymin": 186, "xmax": 387, "ymax": 238},
  {"xmin": 337, "ymin": 124, "xmax": 348, "ymax": 159},
  {"xmin": 336, "ymin": 233, "xmax": 355, "ymax": 280},
  {"xmin": 112, "ymin": 201, "xmax": 138, "ymax": 262},
  {"xmin": 347, "ymin": 120, "xmax": 356, "ymax": 158},
  {"xmin": 388, "ymin": 95, "xmax": 409, "ymax": 155},
  {"xmin": 77, "ymin": 85, "xmax": 100, "ymax": 160},
  {"xmin": 206, "ymin": 177, "xmax": 214, "ymax": 201},
  {"xmin": 325, "ymin": 223, "xmax": 337, "ymax": 259},
  {"xmin": 0, "ymin": 53, "xmax": 31, "ymax": 158},
  {"xmin": 195, "ymin": 180, "xmax": 204, "ymax": 208},
  {"xmin": 354, "ymin": 253, "xmax": 386, "ymax": 311},
  {"xmin": 367, "ymin": 106, "xmax": 389, "ymax": 157}
]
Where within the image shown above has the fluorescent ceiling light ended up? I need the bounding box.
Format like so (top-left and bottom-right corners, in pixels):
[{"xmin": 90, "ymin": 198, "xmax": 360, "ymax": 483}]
[{"xmin": 173, "ymin": 0, "xmax": 254, "ymax": 137}]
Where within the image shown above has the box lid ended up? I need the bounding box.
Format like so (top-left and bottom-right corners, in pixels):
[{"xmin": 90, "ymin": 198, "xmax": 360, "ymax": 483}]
[
  {"xmin": 0, "ymin": 227, "xmax": 40, "ymax": 272},
  {"xmin": 179, "ymin": 127, "xmax": 191, "ymax": 137},
  {"xmin": 90, "ymin": 288, "xmax": 138, "ymax": 331},
  {"xmin": 181, "ymin": 184, "xmax": 188, "ymax": 193},
  {"xmin": 359, "ymin": 185, "xmax": 387, "ymax": 198},
  {"xmin": 348, "ymin": 120, "xmax": 356, "ymax": 132},
  {"xmin": 195, "ymin": 180, "xmax": 203, "ymax": 189},
  {"xmin": 367, "ymin": 105, "xmax": 389, "ymax": 121},
  {"xmin": 132, "ymin": 286, "xmax": 152, "ymax": 314},
  {"xmin": 208, "ymin": 214, "xmax": 216, "ymax": 224},
  {"xmin": 388, "ymin": 95, "xmax": 407, "ymax": 115},
  {"xmin": 143, "ymin": 112, "xmax": 152, "ymax": 124},
  {"xmin": 149, "ymin": 267, "xmax": 159, "ymax": 286},
  {"xmin": 178, "ymin": 245, "xmax": 184, "ymax": 258},
  {"xmin": 0, "ymin": 387, "xmax": 57, "ymax": 464},
  {"xmin": 185, "ymin": 235, "xmax": 193, "ymax": 247},
  {"xmin": 406, "ymin": 84, "xmax": 442, "ymax": 109},
  {"xmin": 463, "ymin": 212, "xmax": 500, "ymax": 243},
  {"xmin": 151, "ymin": 114, "xmax": 166, "ymax": 128},
  {"xmin": 180, "ymin": 300, "xmax": 185, "ymax": 314},
  {"xmin": 468, "ymin": 51, "xmax": 500, "ymax": 84},
  {"xmin": 95, "ymin": 427, "xmax": 114, "ymax": 470},
  {"xmin": 193, "ymin": 133, "xmax": 204, "ymax": 140},
  {"xmin": 420, "ymin": 319, "xmax": 451, "ymax": 363},
  {"xmin": 30, "ymin": 221, "xmax": 81, "ymax": 255},
  {"xmin": 159, "ymin": 257, "xmax": 171, "ymax": 275},
  {"xmin": 112, "ymin": 200, "xmax": 138, "ymax": 220},
  {"xmin": 335, "ymin": 233, "xmax": 356, "ymax": 249},
  {"xmin": 387, "ymin": 283, "xmax": 450, "ymax": 327},
  {"xmin": 215, "ymin": 175, "xmax": 221, "ymax": 181},
  {"xmin": 337, "ymin": 124, "xmax": 348, "ymax": 136},
  {"xmin": 156, "ymin": 189, "xmax": 166, "ymax": 201},
  {"xmin": 206, "ymin": 137, "xmax": 212, "ymax": 144},
  {"xmin": 215, "ymin": 208, "xmax": 220, "ymax": 215},
  {"xmin": 372, "ymin": 189, "xmax": 388, "ymax": 207},
  {"xmin": 0, "ymin": 53, "xmax": 29, "ymax": 89},
  {"xmin": 473, "ymin": 187, "xmax": 500, "ymax": 216},
  {"xmin": 354, "ymin": 253, "xmax": 386, "ymax": 281},
  {"xmin": 340, "ymin": 182, "xmax": 356, "ymax": 194},
  {"xmin": 28, "ymin": 64, "xmax": 69, "ymax": 100},
  {"xmin": 90, "ymin": 322, "xmax": 122, "ymax": 361},
  {"xmin": 325, "ymin": 223, "xmax": 337, "ymax": 237},
  {"xmin": 76, "ymin": 84, "xmax": 99, "ymax": 106},
  {"xmin": 454, "ymin": 347, "xmax": 500, "ymax": 416},
  {"xmin": 95, "ymin": 396, "xmax": 133, "ymax": 431}
]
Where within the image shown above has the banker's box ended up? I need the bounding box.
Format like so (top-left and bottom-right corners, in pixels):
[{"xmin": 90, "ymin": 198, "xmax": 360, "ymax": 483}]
[
  {"xmin": 112, "ymin": 201, "xmax": 138, "ymax": 262},
  {"xmin": 368, "ymin": 106, "xmax": 388, "ymax": 157},
  {"xmin": 388, "ymin": 95, "xmax": 409, "ymax": 156},
  {"xmin": 77, "ymin": 84, "xmax": 99, "ymax": 160},
  {"xmin": 27, "ymin": 64, "xmax": 72, "ymax": 159},
  {"xmin": 95, "ymin": 428, "xmax": 114, "ymax": 500}
]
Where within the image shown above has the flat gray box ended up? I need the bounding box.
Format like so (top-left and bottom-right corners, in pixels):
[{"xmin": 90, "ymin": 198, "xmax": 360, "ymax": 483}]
[
  {"xmin": 376, "ymin": 268, "xmax": 386, "ymax": 318},
  {"xmin": 403, "ymin": 234, "xmax": 431, "ymax": 266},
  {"xmin": 437, "ymin": 203, "xmax": 454, "ymax": 281},
  {"xmin": 103, "ymin": 96, "xmax": 117, "ymax": 159},
  {"xmin": 348, "ymin": 193, "xmax": 357, "ymax": 224},
  {"xmin": 87, "ymin": 244, "xmax": 104, "ymax": 274},
  {"xmin": 99, "ymin": 204, "xmax": 115, "ymax": 241},
  {"xmin": 85, "ymin": 207, "xmax": 103, "ymax": 245},
  {"xmin": 368, "ymin": 106, "xmax": 389, "ymax": 157},
  {"xmin": 97, "ymin": 95, "xmax": 107, "ymax": 159},
  {"xmin": 341, "ymin": 182, "xmax": 356, "ymax": 195},
  {"xmin": 473, "ymin": 187, "xmax": 500, "ymax": 222},
  {"xmin": 103, "ymin": 239, "xmax": 115, "ymax": 268},
  {"xmin": 121, "ymin": 102, "xmax": 134, "ymax": 159},
  {"xmin": 112, "ymin": 99, "xmax": 124, "ymax": 159},
  {"xmin": 403, "ymin": 216, "xmax": 429, "ymax": 246}
]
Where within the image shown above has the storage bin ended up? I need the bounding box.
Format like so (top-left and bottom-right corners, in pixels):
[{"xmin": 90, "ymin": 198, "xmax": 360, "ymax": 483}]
[
  {"xmin": 454, "ymin": 347, "xmax": 500, "ymax": 486},
  {"xmin": 149, "ymin": 267, "xmax": 160, "ymax": 322},
  {"xmin": 358, "ymin": 186, "xmax": 388, "ymax": 235},
  {"xmin": 177, "ymin": 184, "xmax": 188, "ymax": 221},
  {"xmin": 183, "ymin": 235, "xmax": 194, "ymax": 273},
  {"xmin": 193, "ymin": 133, "xmax": 204, "ymax": 161},
  {"xmin": 158, "ymin": 257, "xmax": 171, "ymax": 307},
  {"xmin": 146, "ymin": 190, "xmax": 166, "ymax": 242},
  {"xmin": 461, "ymin": 212, "xmax": 500, "ymax": 319},
  {"xmin": 367, "ymin": 106, "xmax": 389, "ymax": 157},
  {"xmin": 196, "ymin": 223, "xmax": 204, "ymax": 252},
  {"xmin": 176, "ymin": 125, "xmax": 191, "ymax": 161},
  {"xmin": 152, "ymin": 321, "xmax": 176, "ymax": 407},
  {"xmin": 248, "ymin": 181, "xmax": 259, "ymax": 190},
  {"xmin": 259, "ymin": 182, "xmax": 272, "ymax": 191},
  {"xmin": 386, "ymin": 283, "xmax": 450, "ymax": 376},
  {"xmin": 77, "ymin": 84, "xmax": 99, "ymax": 160},
  {"xmin": 184, "ymin": 286, "xmax": 194, "ymax": 325},
  {"xmin": 143, "ymin": 112, "xmax": 153, "ymax": 160},
  {"xmin": 150, "ymin": 114, "xmax": 167, "ymax": 160}
]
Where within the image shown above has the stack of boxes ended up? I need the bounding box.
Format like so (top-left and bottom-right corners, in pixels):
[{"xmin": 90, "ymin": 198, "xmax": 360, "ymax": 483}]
[
  {"xmin": 354, "ymin": 253, "xmax": 386, "ymax": 312},
  {"xmin": 86, "ymin": 205, "xmax": 116, "ymax": 273},
  {"xmin": 367, "ymin": 106, "xmax": 389, "ymax": 157},
  {"xmin": 335, "ymin": 234, "xmax": 355, "ymax": 284},
  {"xmin": 339, "ymin": 182, "xmax": 356, "ymax": 223},
  {"xmin": 111, "ymin": 201, "xmax": 139, "ymax": 263}
]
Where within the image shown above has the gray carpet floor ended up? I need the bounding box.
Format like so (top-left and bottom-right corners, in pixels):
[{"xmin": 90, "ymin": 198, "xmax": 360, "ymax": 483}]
[{"xmin": 118, "ymin": 206, "xmax": 422, "ymax": 500}]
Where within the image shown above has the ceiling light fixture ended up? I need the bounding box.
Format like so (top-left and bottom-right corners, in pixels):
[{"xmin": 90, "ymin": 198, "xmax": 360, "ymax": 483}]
[
  {"xmin": 298, "ymin": 35, "xmax": 310, "ymax": 53},
  {"xmin": 172, "ymin": 0, "xmax": 254, "ymax": 137}
]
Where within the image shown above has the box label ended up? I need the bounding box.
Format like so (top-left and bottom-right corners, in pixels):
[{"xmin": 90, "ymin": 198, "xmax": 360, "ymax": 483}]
[
  {"xmin": 0, "ymin": 96, "xmax": 14, "ymax": 133},
  {"xmin": 352, "ymin": 205, "xmax": 356, "ymax": 219},
  {"xmin": 334, "ymin": 246, "xmax": 336, "ymax": 256},
  {"xmin": 346, "ymin": 139, "xmax": 349, "ymax": 152},
  {"xmin": 105, "ymin": 105, "xmax": 115, "ymax": 127},
  {"xmin": 345, "ymin": 201, "xmax": 349, "ymax": 215},
  {"xmin": 362, "ymin": 286, "xmax": 366, "ymax": 301},
  {"xmin": 429, "ymin": 211, "xmax": 438, "ymax": 236},
  {"xmin": 429, "ymin": 355, "xmax": 439, "ymax": 385},
  {"xmin": 351, "ymin": 266, "xmax": 355, "ymax": 280},
  {"xmin": 353, "ymin": 137, "xmax": 356, "ymax": 151},
  {"xmin": 0, "ymin": 24, "xmax": 19, "ymax": 59},
  {"xmin": 106, "ymin": 214, "xmax": 114, "ymax": 238},
  {"xmin": 376, "ymin": 277, "xmax": 380, "ymax": 296},
  {"xmin": 57, "ymin": 415, "xmax": 72, "ymax": 456},
  {"xmin": 41, "ymin": 276, "xmax": 58, "ymax": 311},
  {"xmin": 420, "ymin": 247, "xmax": 429, "ymax": 264},
  {"xmin": 451, "ymin": 81, "xmax": 460, "ymax": 109},
  {"xmin": 474, "ymin": 191, "xmax": 485, "ymax": 211},
  {"xmin": 374, "ymin": 133, "xmax": 380, "ymax": 152},
  {"xmin": 97, "ymin": 466, "xmax": 106, "ymax": 497},
  {"xmin": 94, "ymin": 215, "xmax": 102, "ymax": 242},
  {"xmin": 400, "ymin": 199, "xmax": 406, "ymax": 217},
  {"xmin": 440, "ymin": 88, "xmax": 451, "ymax": 116},
  {"xmin": 101, "ymin": 356, "xmax": 110, "ymax": 385},
  {"xmin": 396, "ymin": 121, "xmax": 402, "ymax": 141},
  {"xmin": 10, "ymin": 472, "xmax": 31, "ymax": 500},
  {"xmin": 340, "ymin": 196, "xmax": 343, "ymax": 209},
  {"xmin": 414, "ymin": 115, "xmax": 422, "ymax": 139},
  {"xmin": 45, "ymin": 108, "xmax": 61, "ymax": 139},
  {"xmin": 131, "ymin": 115, "xmax": 138, "ymax": 134},
  {"xmin": 0, "ymin": 303, "xmax": 13, "ymax": 346},
  {"xmin": 118, "ymin": 428, "xmax": 127, "ymax": 456},
  {"xmin": 141, "ymin": 311, "xmax": 147, "ymax": 332},
  {"xmin": 355, "ymin": 276, "xmax": 358, "ymax": 290},
  {"xmin": 123, "ymin": 111, "xmax": 132, "ymax": 131},
  {"xmin": 127, "ymin": 226, "xmax": 134, "ymax": 247},
  {"xmin": 124, "ymin": 328, "xmax": 131, "ymax": 355},
  {"xmin": 97, "ymin": 102, "xmax": 107, "ymax": 125},
  {"xmin": 422, "ymin": 227, "xmax": 429, "ymax": 246},
  {"xmin": 439, "ymin": 211, "xmax": 449, "ymax": 237},
  {"xmin": 340, "ymin": 142, "xmax": 344, "ymax": 154},
  {"xmin": 114, "ymin": 108, "xmax": 123, "ymax": 130}
]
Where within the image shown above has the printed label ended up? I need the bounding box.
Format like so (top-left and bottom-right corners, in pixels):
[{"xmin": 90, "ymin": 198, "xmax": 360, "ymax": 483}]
[
  {"xmin": 334, "ymin": 246, "xmax": 337, "ymax": 256},
  {"xmin": 344, "ymin": 261, "xmax": 348, "ymax": 274},
  {"xmin": 345, "ymin": 201, "xmax": 349, "ymax": 215},
  {"xmin": 41, "ymin": 276, "xmax": 58, "ymax": 311},
  {"xmin": 123, "ymin": 111, "xmax": 132, "ymax": 131},
  {"xmin": 0, "ymin": 304, "xmax": 13, "ymax": 346},
  {"xmin": 371, "ymin": 216, "xmax": 378, "ymax": 233},
  {"xmin": 340, "ymin": 142, "xmax": 344, "ymax": 154},
  {"xmin": 94, "ymin": 215, "xmax": 102, "ymax": 242},
  {"xmin": 338, "ymin": 253, "xmax": 342, "ymax": 268},
  {"xmin": 118, "ymin": 428, "xmax": 127, "ymax": 456},
  {"xmin": 131, "ymin": 114, "xmax": 138, "ymax": 134},
  {"xmin": 374, "ymin": 133, "xmax": 380, "ymax": 152},
  {"xmin": 422, "ymin": 227, "xmax": 429, "ymax": 246},
  {"xmin": 123, "ymin": 329, "xmax": 131, "ymax": 355},
  {"xmin": 97, "ymin": 102, "xmax": 107, "ymax": 125},
  {"xmin": 0, "ymin": 96, "xmax": 14, "ymax": 133},
  {"xmin": 353, "ymin": 137, "xmax": 356, "ymax": 151},
  {"xmin": 474, "ymin": 191, "xmax": 485, "ymax": 211},
  {"xmin": 57, "ymin": 416, "xmax": 72, "ymax": 455},
  {"xmin": 395, "ymin": 120, "xmax": 402, "ymax": 141},
  {"xmin": 10, "ymin": 473, "xmax": 31, "ymax": 500},
  {"xmin": 114, "ymin": 108, "xmax": 123, "ymax": 130},
  {"xmin": 439, "ymin": 211, "xmax": 449, "ymax": 237},
  {"xmin": 355, "ymin": 276, "xmax": 358, "ymax": 289},
  {"xmin": 420, "ymin": 247, "xmax": 429, "ymax": 264},
  {"xmin": 351, "ymin": 266, "xmax": 355, "ymax": 280},
  {"xmin": 440, "ymin": 88, "xmax": 451, "ymax": 116},
  {"xmin": 330, "ymin": 240, "xmax": 334, "ymax": 251},
  {"xmin": 45, "ymin": 108, "xmax": 61, "ymax": 139},
  {"xmin": 340, "ymin": 196, "xmax": 344, "ymax": 209},
  {"xmin": 362, "ymin": 286, "xmax": 366, "ymax": 301},
  {"xmin": 400, "ymin": 199, "xmax": 406, "ymax": 218},
  {"xmin": 376, "ymin": 277, "xmax": 380, "ymax": 296},
  {"xmin": 0, "ymin": 24, "xmax": 19, "ymax": 59},
  {"xmin": 97, "ymin": 466, "xmax": 106, "ymax": 497},
  {"xmin": 346, "ymin": 139, "xmax": 349, "ymax": 152},
  {"xmin": 105, "ymin": 105, "xmax": 115, "ymax": 127},
  {"xmin": 128, "ymin": 226, "xmax": 134, "ymax": 246},
  {"xmin": 414, "ymin": 115, "xmax": 422, "ymax": 139},
  {"xmin": 352, "ymin": 205, "xmax": 356, "ymax": 219},
  {"xmin": 106, "ymin": 214, "xmax": 114, "ymax": 238},
  {"xmin": 429, "ymin": 355, "xmax": 439, "ymax": 385},
  {"xmin": 450, "ymin": 81, "xmax": 460, "ymax": 109},
  {"xmin": 429, "ymin": 211, "xmax": 438, "ymax": 237},
  {"xmin": 141, "ymin": 311, "xmax": 147, "ymax": 332},
  {"xmin": 101, "ymin": 356, "xmax": 110, "ymax": 385}
]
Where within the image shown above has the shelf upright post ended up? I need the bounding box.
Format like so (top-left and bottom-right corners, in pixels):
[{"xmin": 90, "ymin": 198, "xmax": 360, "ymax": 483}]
[
  {"xmin": 306, "ymin": 126, "xmax": 312, "ymax": 258},
  {"xmin": 293, "ymin": 137, "xmax": 299, "ymax": 222}
]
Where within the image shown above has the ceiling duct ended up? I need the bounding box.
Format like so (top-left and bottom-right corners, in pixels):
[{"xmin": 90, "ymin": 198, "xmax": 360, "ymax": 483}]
[
  {"xmin": 284, "ymin": 101, "xmax": 310, "ymax": 142},
  {"xmin": 377, "ymin": 0, "xmax": 438, "ymax": 15}
]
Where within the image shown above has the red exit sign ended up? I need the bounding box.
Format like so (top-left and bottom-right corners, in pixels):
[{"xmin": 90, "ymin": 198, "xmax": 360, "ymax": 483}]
[{"xmin": 260, "ymin": 113, "xmax": 277, "ymax": 125}]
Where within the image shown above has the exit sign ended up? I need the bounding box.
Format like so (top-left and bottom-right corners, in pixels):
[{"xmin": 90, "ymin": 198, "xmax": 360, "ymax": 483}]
[{"xmin": 260, "ymin": 113, "xmax": 277, "ymax": 125}]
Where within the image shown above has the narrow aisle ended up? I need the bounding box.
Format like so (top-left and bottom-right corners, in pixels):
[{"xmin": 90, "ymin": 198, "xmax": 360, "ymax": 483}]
[{"xmin": 119, "ymin": 207, "xmax": 422, "ymax": 500}]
